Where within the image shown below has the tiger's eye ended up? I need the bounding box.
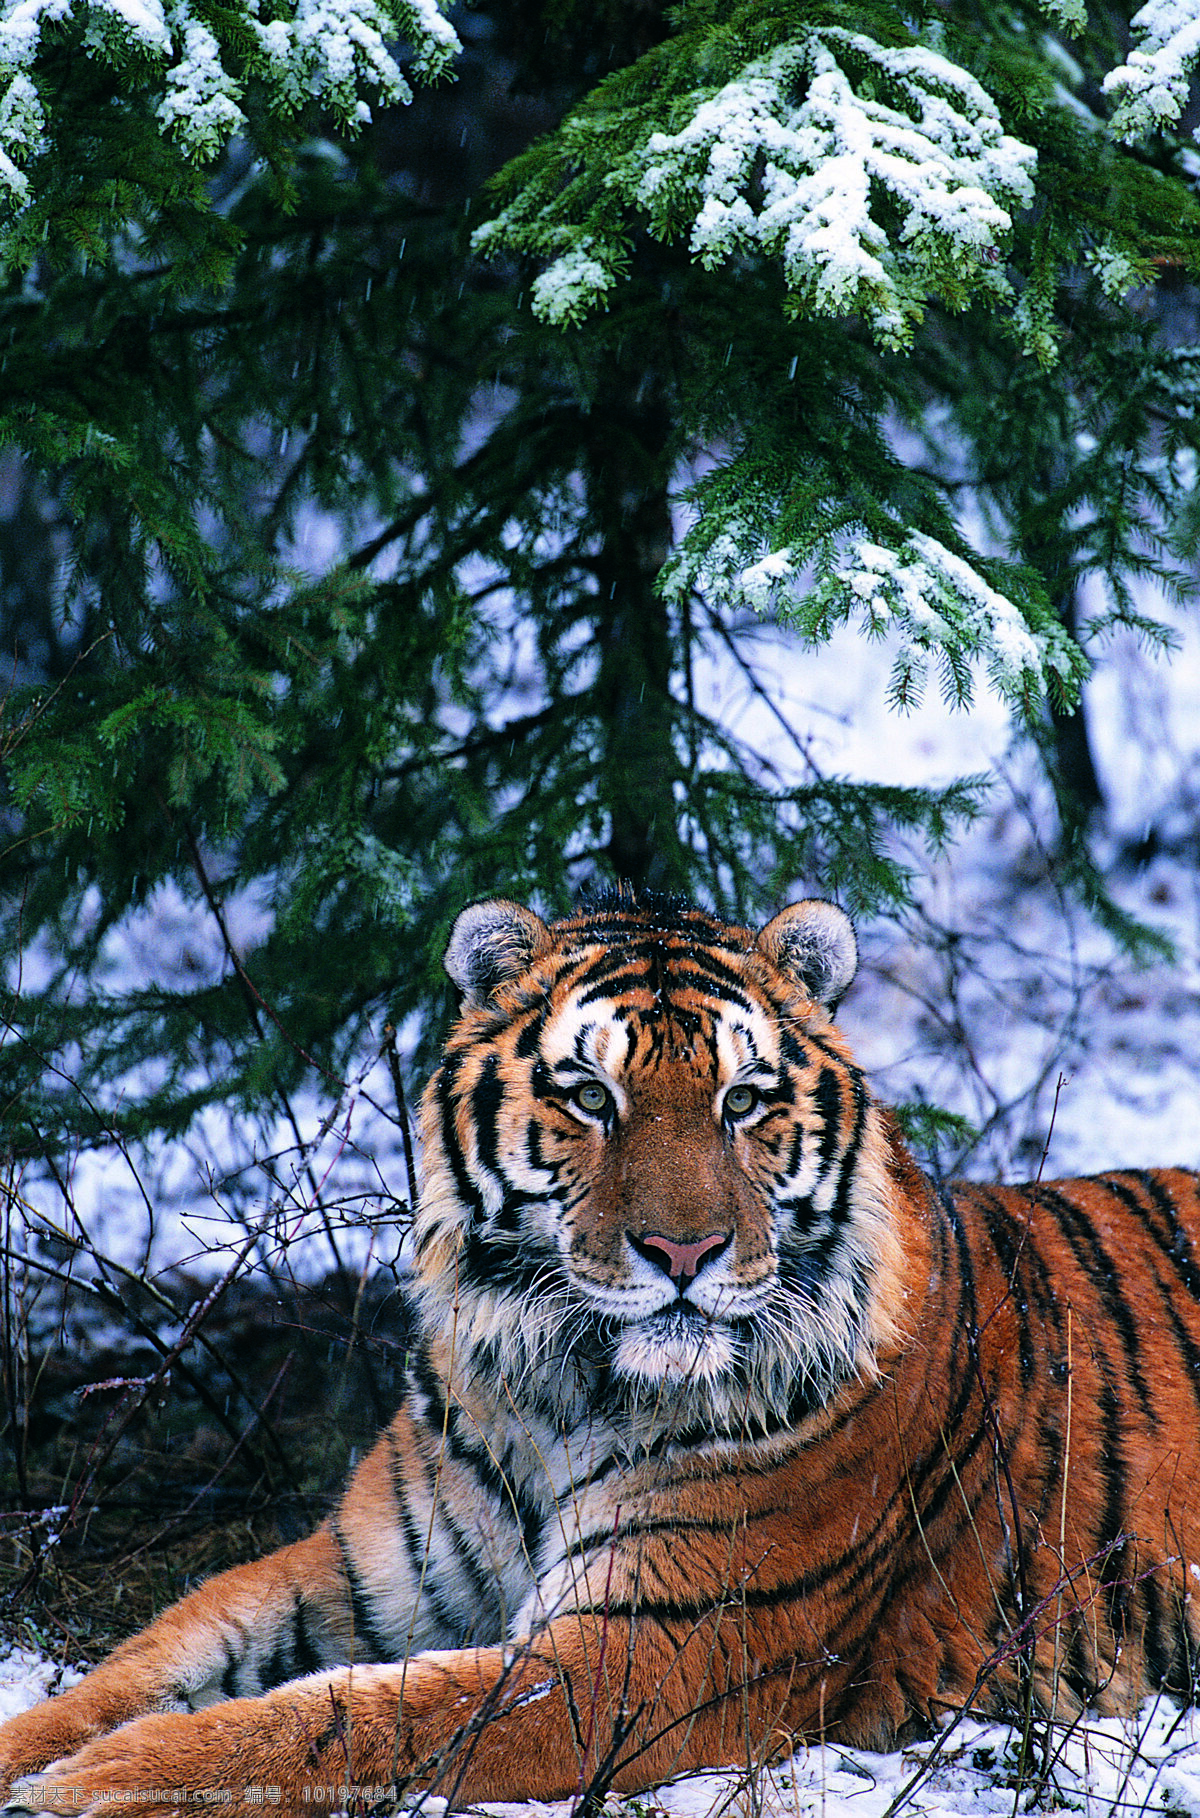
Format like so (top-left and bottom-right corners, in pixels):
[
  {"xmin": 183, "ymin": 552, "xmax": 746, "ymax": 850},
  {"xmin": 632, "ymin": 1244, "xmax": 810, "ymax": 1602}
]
[
  {"xmin": 575, "ymin": 1081, "xmax": 612, "ymax": 1115},
  {"xmin": 724, "ymin": 1084, "xmax": 757, "ymax": 1117}
]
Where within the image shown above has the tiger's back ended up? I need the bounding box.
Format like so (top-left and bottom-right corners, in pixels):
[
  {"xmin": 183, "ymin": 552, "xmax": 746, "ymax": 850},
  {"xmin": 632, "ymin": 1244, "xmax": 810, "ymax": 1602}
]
[{"xmin": 2, "ymin": 895, "xmax": 1199, "ymax": 1813}]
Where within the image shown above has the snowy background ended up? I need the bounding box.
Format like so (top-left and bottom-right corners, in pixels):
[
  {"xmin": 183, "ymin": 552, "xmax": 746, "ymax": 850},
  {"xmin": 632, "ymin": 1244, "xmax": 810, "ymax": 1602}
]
[{"xmin": 6, "ymin": 591, "xmax": 1200, "ymax": 1817}]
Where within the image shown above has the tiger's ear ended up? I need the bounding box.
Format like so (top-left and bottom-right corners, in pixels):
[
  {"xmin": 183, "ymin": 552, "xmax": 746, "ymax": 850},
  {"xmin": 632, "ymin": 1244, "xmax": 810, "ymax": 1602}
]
[
  {"xmin": 444, "ymin": 899, "xmax": 552, "ymax": 1006},
  {"xmin": 756, "ymin": 900, "xmax": 858, "ymax": 1013}
]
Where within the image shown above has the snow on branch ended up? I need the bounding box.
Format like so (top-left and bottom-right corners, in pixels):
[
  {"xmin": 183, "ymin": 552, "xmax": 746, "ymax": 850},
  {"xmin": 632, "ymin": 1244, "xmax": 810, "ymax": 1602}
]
[
  {"xmin": 1029, "ymin": 0, "xmax": 1086, "ymax": 28},
  {"xmin": 1102, "ymin": 0, "xmax": 1200, "ymax": 141},
  {"xmin": 479, "ymin": 27, "xmax": 1037, "ymax": 347},
  {"xmin": 826, "ymin": 533, "xmax": 1080, "ymax": 711},
  {"xmin": 633, "ymin": 34, "xmax": 1035, "ymax": 344},
  {"xmin": 0, "ymin": 0, "xmax": 460, "ymax": 201},
  {"xmin": 662, "ymin": 512, "xmax": 1085, "ymax": 717}
]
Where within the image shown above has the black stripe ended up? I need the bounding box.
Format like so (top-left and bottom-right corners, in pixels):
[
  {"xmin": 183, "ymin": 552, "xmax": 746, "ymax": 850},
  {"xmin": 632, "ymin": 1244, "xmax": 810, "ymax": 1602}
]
[
  {"xmin": 945, "ymin": 1185, "xmax": 1134, "ymax": 1694},
  {"xmin": 656, "ymin": 960, "xmax": 757, "ymax": 1005},
  {"xmin": 975, "ymin": 1188, "xmax": 1062, "ymax": 1387},
  {"xmin": 1141, "ymin": 1561, "xmax": 1172, "ymax": 1689},
  {"xmin": 561, "ymin": 1506, "xmax": 750, "ymax": 1563},
  {"xmin": 1095, "ymin": 1175, "xmax": 1200, "ymax": 1429},
  {"xmin": 382, "ymin": 1421, "xmax": 466, "ymax": 1637},
  {"xmin": 628, "ymin": 1439, "xmax": 925, "ymax": 1634},
  {"xmin": 433, "ymin": 1053, "xmax": 489, "ymax": 1228},
  {"xmin": 260, "ymin": 1635, "xmax": 292, "ymax": 1692},
  {"xmin": 1063, "ymin": 1617, "xmax": 1099, "ymax": 1705},
  {"xmin": 907, "ymin": 1189, "xmax": 1007, "ymax": 1536},
  {"xmin": 436, "ymin": 1499, "xmax": 500, "ymax": 1621},
  {"xmin": 471, "ymin": 1053, "xmax": 504, "ymax": 1182},
  {"xmin": 1037, "ymin": 1185, "xmax": 1159, "ymax": 1432},
  {"xmin": 220, "ymin": 1638, "xmax": 240, "ymax": 1699},
  {"xmin": 398, "ymin": 1378, "xmax": 503, "ymax": 1618},
  {"xmin": 569, "ymin": 946, "xmax": 657, "ymax": 998},
  {"xmin": 577, "ymin": 1518, "xmax": 916, "ymax": 1627},
  {"xmin": 409, "ymin": 1353, "xmax": 545, "ymax": 1565},
  {"xmin": 812, "ymin": 1066, "xmax": 844, "ymax": 1178},
  {"xmin": 462, "ymin": 1225, "xmax": 557, "ymax": 1292},
  {"xmin": 1104, "ymin": 1172, "xmax": 1200, "ymax": 1301},
  {"xmin": 775, "ymin": 1074, "xmax": 869, "ymax": 1273},
  {"xmin": 971, "ymin": 1189, "xmax": 1075, "ymax": 1539},
  {"xmin": 570, "ymin": 944, "xmax": 758, "ymax": 1010},
  {"xmin": 778, "ymin": 1029, "xmax": 809, "ymax": 1068},
  {"xmin": 1158, "ymin": 1285, "xmax": 1200, "ymax": 1419},
  {"xmin": 526, "ymin": 1116, "xmax": 547, "ymax": 1171},
  {"xmin": 332, "ymin": 1519, "xmax": 394, "ymax": 1660},
  {"xmin": 1166, "ymin": 1605, "xmax": 1198, "ymax": 1698},
  {"xmin": 1092, "ymin": 1374, "xmax": 1133, "ymax": 1642},
  {"xmin": 826, "ymin": 1072, "xmax": 867, "ymax": 1232},
  {"xmin": 291, "ymin": 1591, "xmax": 324, "ymax": 1676},
  {"xmin": 801, "ymin": 1029, "xmax": 868, "ymax": 1080},
  {"xmin": 514, "ymin": 1008, "xmax": 547, "ymax": 1058}
]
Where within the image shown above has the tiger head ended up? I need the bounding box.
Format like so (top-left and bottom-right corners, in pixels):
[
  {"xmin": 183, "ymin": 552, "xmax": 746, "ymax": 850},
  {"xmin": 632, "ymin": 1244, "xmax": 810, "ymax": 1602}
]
[{"xmin": 413, "ymin": 896, "xmax": 911, "ymax": 1442}]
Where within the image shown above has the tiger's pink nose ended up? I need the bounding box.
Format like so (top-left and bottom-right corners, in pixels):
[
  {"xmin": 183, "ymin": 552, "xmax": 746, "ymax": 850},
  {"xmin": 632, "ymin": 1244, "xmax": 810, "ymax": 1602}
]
[{"xmin": 629, "ymin": 1229, "xmax": 731, "ymax": 1291}]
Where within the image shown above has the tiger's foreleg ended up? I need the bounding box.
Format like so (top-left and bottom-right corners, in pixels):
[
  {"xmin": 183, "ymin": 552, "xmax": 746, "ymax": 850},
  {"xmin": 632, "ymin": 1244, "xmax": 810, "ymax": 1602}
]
[
  {"xmin": 4, "ymin": 1608, "xmax": 797, "ymax": 1816},
  {"xmin": 0, "ymin": 1406, "xmax": 468, "ymax": 1795},
  {"xmin": 0, "ymin": 1523, "xmax": 355, "ymax": 1793}
]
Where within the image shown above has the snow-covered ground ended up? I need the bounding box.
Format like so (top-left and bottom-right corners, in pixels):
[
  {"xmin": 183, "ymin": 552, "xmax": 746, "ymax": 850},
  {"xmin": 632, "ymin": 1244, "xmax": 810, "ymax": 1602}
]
[{"xmin": 6, "ymin": 593, "xmax": 1200, "ymax": 1815}]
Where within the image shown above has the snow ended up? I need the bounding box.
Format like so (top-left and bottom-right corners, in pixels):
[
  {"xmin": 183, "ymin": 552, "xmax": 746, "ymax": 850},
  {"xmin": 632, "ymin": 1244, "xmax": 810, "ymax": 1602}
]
[
  {"xmin": 670, "ymin": 512, "xmax": 1081, "ymax": 719},
  {"xmin": 529, "ymin": 243, "xmax": 617, "ymax": 328},
  {"xmin": 1103, "ymin": 0, "xmax": 1200, "ymax": 140},
  {"xmin": 833, "ymin": 532, "xmax": 1050, "ymax": 705},
  {"xmin": 1083, "ymin": 241, "xmax": 1141, "ymax": 300},
  {"xmin": 0, "ymin": 68, "xmax": 39, "ymax": 197},
  {"xmin": 734, "ymin": 547, "xmax": 797, "ymax": 612},
  {"xmin": 273, "ymin": 0, "xmax": 432, "ymax": 112},
  {"xmin": 0, "ymin": 1650, "xmax": 83, "ymax": 1723},
  {"xmin": 1034, "ymin": 0, "xmax": 1087, "ymax": 28},
  {"xmin": 505, "ymin": 28, "xmax": 1036, "ymax": 347},
  {"xmin": 397, "ymin": 0, "xmax": 458, "ymax": 76},
  {"xmin": 92, "ymin": 0, "xmax": 172, "ymax": 51},
  {"xmin": 0, "ymin": 0, "xmax": 461, "ymax": 192},
  {"xmin": 156, "ymin": 18, "xmax": 247, "ymax": 160}
]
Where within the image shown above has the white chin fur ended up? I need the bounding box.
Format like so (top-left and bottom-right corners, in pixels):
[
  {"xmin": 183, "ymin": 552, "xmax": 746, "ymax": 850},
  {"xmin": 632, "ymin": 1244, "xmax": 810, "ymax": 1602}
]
[{"xmin": 612, "ymin": 1316, "xmax": 737, "ymax": 1386}]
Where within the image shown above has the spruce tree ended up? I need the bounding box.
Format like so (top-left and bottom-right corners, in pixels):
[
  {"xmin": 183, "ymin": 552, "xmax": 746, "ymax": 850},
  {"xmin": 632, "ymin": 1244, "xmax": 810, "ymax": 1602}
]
[{"xmin": 1, "ymin": 0, "xmax": 1198, "ymax": 1172}]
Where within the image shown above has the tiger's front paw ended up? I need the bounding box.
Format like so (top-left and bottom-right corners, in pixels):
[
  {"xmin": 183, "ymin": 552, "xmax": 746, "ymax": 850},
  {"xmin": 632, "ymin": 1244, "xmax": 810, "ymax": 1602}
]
[
  {"xmin": 3, "ymin": 1704, "xmax": 304, "ymax": 1818},
  {"xmin": 0, "ymin": 1697, "xmax": 107, "ymax": 1803}
]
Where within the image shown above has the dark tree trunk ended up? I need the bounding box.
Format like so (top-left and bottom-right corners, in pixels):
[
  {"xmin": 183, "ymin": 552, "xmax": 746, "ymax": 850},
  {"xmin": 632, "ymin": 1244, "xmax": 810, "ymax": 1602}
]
[
  {"xmin": 1049, "ymin": 588, "xmax": 1104, "ymax": 826},
  {"xmin": 585, "ymin": 388, "xmax": 679, "ymax": 896}
]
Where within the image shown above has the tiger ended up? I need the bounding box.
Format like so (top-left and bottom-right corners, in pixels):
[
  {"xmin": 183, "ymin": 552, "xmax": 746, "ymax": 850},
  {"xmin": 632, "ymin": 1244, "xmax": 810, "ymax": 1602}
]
[{"xmin": 3, "ymin": 891, "xmax": 1200, "ymax": 1818}]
